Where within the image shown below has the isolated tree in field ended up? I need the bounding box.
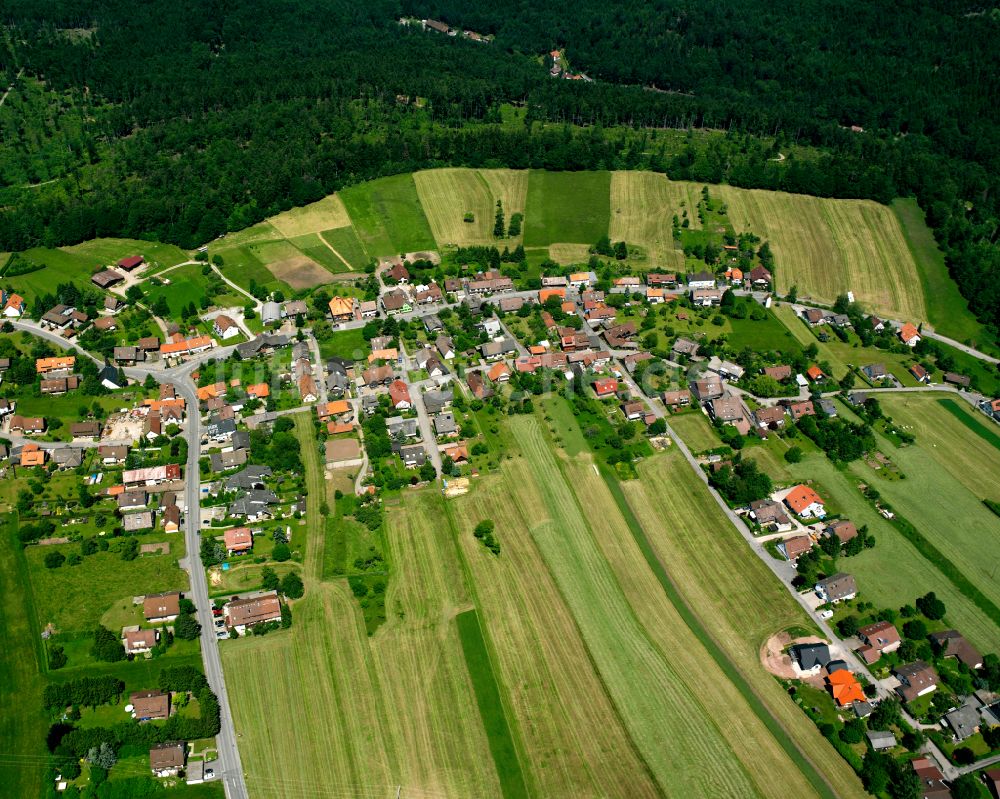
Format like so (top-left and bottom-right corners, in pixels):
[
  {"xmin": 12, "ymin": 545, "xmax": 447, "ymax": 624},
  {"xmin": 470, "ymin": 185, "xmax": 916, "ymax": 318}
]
[
  {"xmin": 917, "ymin": 591, "xmax": 946, "ymax": 620},
  {"xmin": 44, "ymin": 551, "xmax": 65, "ymax": 569},
  {"xmin": 507, "ymin": 212, "xmax": 523, "ymax": 237},
  {"xmin": 473, "ymin": 520, "xmax": 494, "ymax": 539},
  {"xmin": 152, "ymin": 296, "xmax": 170, "ymax": 317},
  {"xmin": 272, "ymin": 542, "xmax": 291, "ymax": 562},
  {"xmin": 493, "ymin": 200, "xmax": 505, "ymax": 238},
  {"xmin": 784, "ymin": 446, "xmax": 803, "ymax": 463},
  {"xmin": 614, "ymin": 241, "xmax": 627, "ymax": 260}
]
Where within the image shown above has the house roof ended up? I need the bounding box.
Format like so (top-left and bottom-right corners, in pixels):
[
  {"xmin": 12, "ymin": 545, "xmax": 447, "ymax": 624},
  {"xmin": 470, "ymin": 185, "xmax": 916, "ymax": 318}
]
[
  {"xmin": 929, "ymin": 630, "xmax": 983, "ymax": 668},
  {"xmin": 827, "ymin": 520, "xmax": 858, "ymax": 542},
  {"xmin": 223, "ymin": 527, "xmax": 253, "ymax": 551},
  {"xmin": 36, "ymin": 356, "xmax": 75, "ymax": 373},
  {"xmin": 226, "ymin": 592, "xmax": 282, "ymax": 627},
  {"xmin": 143, "ymin": 591, "xmax": 181, "ymax": 620},
  {"xmin": 389, "ymin": 380, "xmax": 411, "ymax": 407},
  {"xmin": 806, "ymin": 365, "xmax": 824, "ymax": 380},
  {"xmin": 150, "ymin": 742, "xmax": 185, "ymax": 771},
  {"xmin": 130, "ymin": 690, "xmax": 169, "ymax": 719},
  {"xmin": 328, "ymin": 296, "xmax": 355, "ymax": 317},
  {"xmin": 827, "ymin": 670, "xmax": 866, "ymax": 706},
  {"xmin": 793, "ymin": 643, "xmax": 830, "ymax": 670},
  {"xmin": 899, "ymin": 323, "xmax": 920, "ymax": 342},
  {"xmin": 785, "ymin": 484, "xmax": 823, "ymax": 514}
]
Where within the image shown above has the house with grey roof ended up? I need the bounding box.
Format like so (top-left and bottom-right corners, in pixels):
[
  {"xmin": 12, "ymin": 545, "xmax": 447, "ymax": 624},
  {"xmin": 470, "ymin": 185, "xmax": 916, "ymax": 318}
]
[{"xmin": 433, "ymin": 412, "xmax": 458, "ymax": 437}]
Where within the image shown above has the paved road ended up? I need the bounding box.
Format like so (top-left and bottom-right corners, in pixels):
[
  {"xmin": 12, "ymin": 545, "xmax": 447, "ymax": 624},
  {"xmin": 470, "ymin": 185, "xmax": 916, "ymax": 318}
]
[
  {"xmin": 409, "ymin": 377, "xmax": 443, "ymax": 474},
  {"xmin": 306, "ymin": 334, "xmax": 328, "ymax": 405},
  {"xmin": 138, "ymin": 365, "xmax": 249, "ymax": 799}
]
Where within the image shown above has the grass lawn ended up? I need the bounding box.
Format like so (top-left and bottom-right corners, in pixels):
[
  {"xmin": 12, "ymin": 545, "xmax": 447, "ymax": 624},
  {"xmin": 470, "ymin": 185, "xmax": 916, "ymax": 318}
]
[
  {"xmin": 25, "ymin": 534, "xmax": 189, "ymax": 634},
  {"xmin": 718, "ymin": 187, "xmax": 927, "ymax": 322},
  {"xmin": 208, "ymin": 562, "xmax": 301, "ymax": 597},
  {"xmin": 0, "ymin": 515, "xmax": 49, "ymax": 799},
  {"xmin": 523, "ymin": 170, "xmax": 611, "ymax": 247},
  {"xmin": 144, "ymin": 263, "xmax": 242, "ymax": 318},
  {"xmin": 317, "ymin": 327, "xmax": 368, "ymax": 362},
  {"xmin": 320, "ymin": 225, "xmax": 370, "ymax": 269},
  {"xmin": 455, "ymin": 609, "xmax": 529, "ymax": 799},
  {"xmin": 728, "ymin": 307, "xmax": 804, "ymax": 354},
  {"xmin": 668, "ymin": 410, "xmax": 722, "ymax": 452},
  {"xmin": 62, "ymin": 237, "xmax": 189, "ymax": 271},
  {"xmin": 340, "ymin": 173, "xmax": 436, "ymax": 257},
  {"xmin": 14, "ymin": 387, "xmax": 145, "ymax": 441},
  {"xmin": 892, "ymin": 198, "xmax": 996, "ymax": 355},
  {"xmin": 212, "ymin": 239, "xmax": 289, "ymax": 295},
  {"xmin": 9, "ymin": 246, "xmax": 103, "ymax": 302}
]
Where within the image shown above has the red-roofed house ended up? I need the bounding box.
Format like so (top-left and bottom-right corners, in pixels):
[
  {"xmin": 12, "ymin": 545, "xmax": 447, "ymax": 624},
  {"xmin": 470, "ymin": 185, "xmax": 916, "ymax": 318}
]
[
  {"xmin": 592, "ymin": 378, "xmax": 618, "ymax": 398},
  {"xmin": 806, "ymin": 365, "xmax": 824, "ymax": 382},
  {"xmin": 224, "ymin": 527, "xmax": 253, "ymax": 555},
  {"xmin": 784, "ymin": 485, "xmax": 825, "ymax": 518},
  {"xmin": 827, "ymin": 670, "xmax": 866, "ymax": 706},
  {"xmin": 389, "ymin": 380, "xmax": 412, "ymax": 410},
  {"xmin": 117, "ymin": 255, "xmax": 145, "ymax": 271}
]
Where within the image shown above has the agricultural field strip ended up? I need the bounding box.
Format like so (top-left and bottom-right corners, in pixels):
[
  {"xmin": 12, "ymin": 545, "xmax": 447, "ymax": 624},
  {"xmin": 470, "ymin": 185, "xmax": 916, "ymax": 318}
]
[
  {"xmin": 562, "ymin": 457, "xmax": 823, "ymax": 799},
  {"xmin": 512, "ymin": 415, "xmax": 784, "ymax": 798},
  {"xmin": 609, "ymin": 172, "xmax": 700, "ymax": 265},
  {"xmin": 225, "ymin": 418, "xmax": 502, "ymax": 798},
  {"xmin": 623, "ymin": 454, "xmax": 869, "ymax": 799},
  {"xmin": 717, "ymin": 186, "xmax": 926, "ymax": 322},
  {"xmin": 414, "ymin": 168, "xmax": 527, "ymax": 248},
  {"xmin": 447, "ymin": 476, "xmax": 663, "ymax": 799}
]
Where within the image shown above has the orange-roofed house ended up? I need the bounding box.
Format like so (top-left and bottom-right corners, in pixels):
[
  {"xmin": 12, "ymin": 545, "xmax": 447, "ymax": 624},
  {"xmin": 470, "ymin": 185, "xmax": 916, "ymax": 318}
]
[
  {"xmin": 560, "ymin": 301, "xmax": 576, "ymax": 314},
  {"xmin": 725, "ymin": 268, "xmax": 744, "ymax": 284},
  {"xmin": 368, "ymin": 348, "xmax": 399, "ymax": 364},
  {"xmin": 806, "ymin": 365, "xmax": 824, "ymax": 382},
  {"xmin": 223, "ymin": 527, "xmax": 253, "ymax": 555},
  {"xmin": 593, "ymin": 378, "xmax": 619, "ymax": 398},
  {"xmin": 20, "ymin": 443, "xmax": 46, "ymax": 467},
  {"xmin": 487, "ymin": 362, "xmax": 510, "ymax": 383},
  {"xmin": 784, "ymin": 484, "xmax": 826, "ymax": 518},
  {"xmin": 569, "ymin": 272, "xmax": 592, "ymax": 286},
  {"xmin": 298, "ymin": 373, "xmax": 318, "ymax": 403},
  {"xmin": 317, "ymin": 399, "xmax": 351, "ymax": 420},
  {"xmin": 442, "ymin": 443, "xmax": 469, "ymax": 463},
  {"xmin": 529, "ymin": 345, "xmax": 546, "ymax": 355},
  {"xmin": 899, "ymin": 323, "xmax": 921, "ymax": 347},
  {"xmin": 3, "ymin": 293, "xmax": 25, "ymax": 317},
  {"xmin": 538, "ymin": 288, "xmax": 567, "ymax": 304},
  {"xmin": 36, "ymin": 356, "xmax": 75, "ymax": 374},
  {"xmin": 827, "ymin": 670, "xmax": 866, "ymax": 706},
  {"xmin": 647, "ymin": 288, "xmax": 665, "ymax": 303},
  {"xmin": 197, "ymin": 382, "xmax": 226, "ymax": 401},
  {"xmin": 246, "ymin": 383, "xmax": 269, "ymax": 399},
  {"xmin": 327, "ymin": 422, "xmax": 354, "ymax": 435},
  {"xmin": 328, "ymin": 296, "xmax": 355, "ymax": 321}
]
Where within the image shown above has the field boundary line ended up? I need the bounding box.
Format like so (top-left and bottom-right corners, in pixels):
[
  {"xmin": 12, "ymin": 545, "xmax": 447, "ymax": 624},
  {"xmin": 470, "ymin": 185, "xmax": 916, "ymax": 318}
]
[
  {"xmin": 936, "ymin": 398, "xmax": 1000, "ymax": 451},
  {"xmin": 317, "ymin": 231, "xmax": 354, "ymax": 271}
]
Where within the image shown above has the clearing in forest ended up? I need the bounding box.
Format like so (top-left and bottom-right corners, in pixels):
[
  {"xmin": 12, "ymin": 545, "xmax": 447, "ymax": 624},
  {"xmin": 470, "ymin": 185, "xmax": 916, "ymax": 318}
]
[
  {"xmin": 717, "ymin": 186, "xmax": 927, "ymax": 322},
  {"xmin": 523, "ymin": 170, "xmax": 611, "ymax": 247},
  {"xmin": 267, "ymin": 193, "xmax": 352, "ymax": 238},
  {"xmin": 414, "ymin": 168, "xmax": 528, "ymax": 247},
  {"xmin": 340, "ymin": 173, "xmax": 437, "ymax": 257},
  {"xmin": 609, "ymin": 171, "xmax": 700, "ymax": 266}
]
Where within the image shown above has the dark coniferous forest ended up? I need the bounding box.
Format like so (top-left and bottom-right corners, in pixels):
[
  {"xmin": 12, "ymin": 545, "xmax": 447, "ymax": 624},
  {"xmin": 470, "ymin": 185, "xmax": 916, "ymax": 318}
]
[{"xmin": 0, "ymin": 0, "xmax": 998, "ymax": 331}]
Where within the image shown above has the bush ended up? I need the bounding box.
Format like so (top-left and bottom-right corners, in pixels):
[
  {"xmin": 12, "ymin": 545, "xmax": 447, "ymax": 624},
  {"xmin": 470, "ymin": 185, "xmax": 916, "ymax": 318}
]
[
  {"xmin": 174, "ymin": 613, "xmax": 201, "ymax": 640},
  {"xmin": 916, "ymin": 591, "xmax": 946, "ymax": 620},
  {"xmin": 952, "ymin": 746, "xmax": 976, "ymax": 765},
  {"xmin": 280, "ymin": 571, "xmax": 304, "ymax": 599},
  {"xmin": 91, "ymin": 626, "xmax": 126, "ymax": 663},
  {"xmin": 272, "ymin": 542, "xmax": 291, "ymax": 562},
  {"xmin": 784, "ymin": 446, "xmax": 803, "ymax": 463},
  {"xmin": 44, "ymin": 551, "xmax": 66, "ymax": 569}
]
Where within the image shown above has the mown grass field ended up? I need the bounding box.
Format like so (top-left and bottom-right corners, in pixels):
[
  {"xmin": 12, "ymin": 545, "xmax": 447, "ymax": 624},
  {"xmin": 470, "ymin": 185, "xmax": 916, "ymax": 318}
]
[
  {"xmin": 24, "ymin": 536, "xmax": 189, "ymax": 634},
  {"xmin": 880, "ymin": 396, "xmax": 1000, "ymax": 495},
  {"xmin": 146, "ymin": 262, "xmax": 244, "ymax": 316},
  {"xmin": 414, "ymin": 168, "xmax": 528, "ymax": 247},
  {"xmin": 717, "ymin": 187, "xmax": 926, "ymax": 321},
  {"xmin": 609, "ymin": 171, "xmax": 697, "ymax": 267},
  {"xmin": 668, "ymin": 411, "xmax": 724, "ymax": 452},
  {"xmin": 9, "ymin": 246, "xmax": 104, "ymax": 301},
  {"xmin": 224, "ymin": 418, "xmax": 503, "ymax": 799},
  {"xmin": 0, "ymin": 515, "xmax": 49, "ymax": 799},
  {"xmin": 623, "ymin": 453, "xmax": 867, "ymax": 799},
  {"xmin": 523, "ymin": 170, "xmax": 610, "ymax": 247},
  {"xmin": 286, "ymin": 232, "xmax": 352, "ymax": 273},
  {"xmin": 62, "ymin": 237, "xmax": 190, "ymax": 270},
  {"xmin": 892, "ymin": 198, "xmax": 995, "ymax": 353},
  {"xmin": 341, "ymin": 173, "xmax": 437, "ymax": 257},
  {"xmin": 448, "ymin": 469, "xmax": 662, "ymax": 799},
  {"xmin": 505, "ymin": 415, "xmax": 822, "ymax": 798},
  {"xmin": 781, "ymin": 450, "xmax": 1000, "ymax": 652},
  {"xmin": 266, "ymin": 193, "xmax": 352, "ymax": 238},
  {"xmin": 320, "ymin": 225, "xmax": 370, "ymax": 269}
]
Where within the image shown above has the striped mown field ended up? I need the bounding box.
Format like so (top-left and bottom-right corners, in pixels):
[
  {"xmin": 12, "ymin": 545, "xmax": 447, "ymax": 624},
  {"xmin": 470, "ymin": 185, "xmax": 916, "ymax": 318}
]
[
  {"xmin": 717, "ymin": 186, "xmax": 927, "ymax": 321},
  {"xmin": 414, "ymin": 168, "xmax": 528, "ymax": 248},
  {"xmin": 623, "ymin": 452, "xmax": 868, "ymax": 799},
  {"xmin": 610, "ymin": 171, "xmax": 699, "ymax": 267},
  {"xmin": 267, "ymin": 192, "xmax": 352, "ymax": 238}
]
